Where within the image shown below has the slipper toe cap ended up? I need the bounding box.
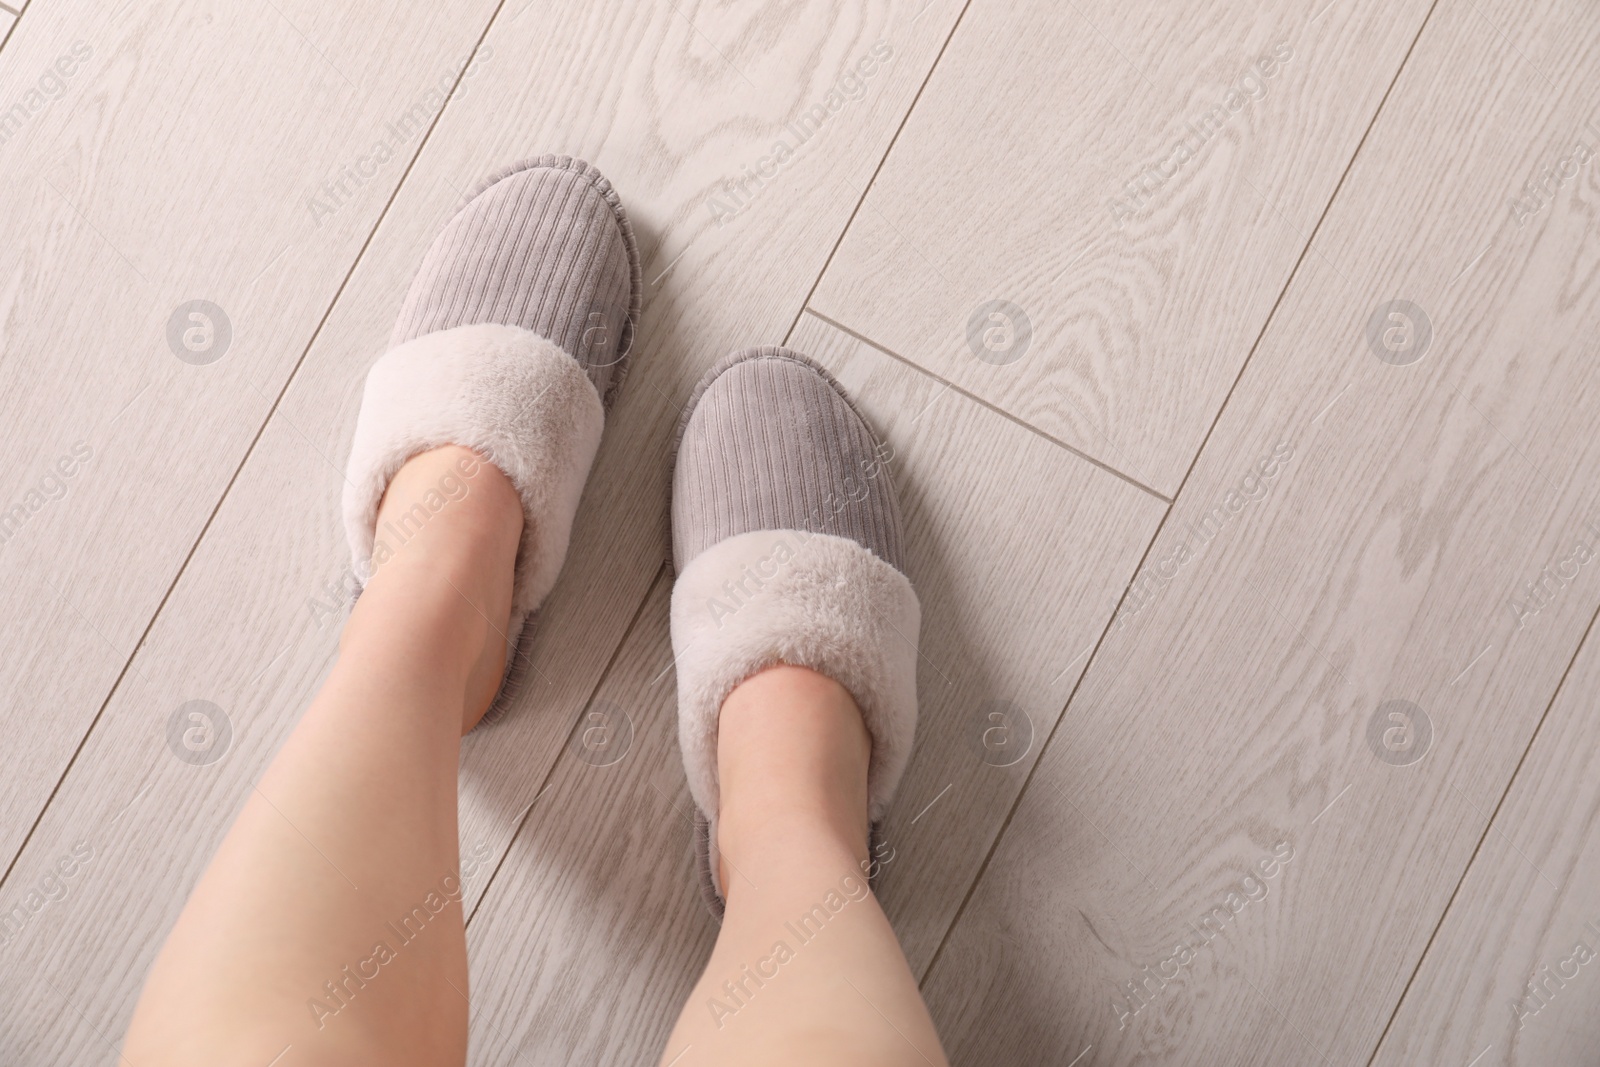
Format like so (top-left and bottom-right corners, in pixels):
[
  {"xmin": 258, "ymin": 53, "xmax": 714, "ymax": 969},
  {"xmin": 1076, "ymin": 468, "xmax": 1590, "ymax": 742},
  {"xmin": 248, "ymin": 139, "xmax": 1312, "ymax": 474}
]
[
  {"xmin": 391, "ymin": 156, "xmax": 640, "ymax": 405},
  {"xmin": 671, "ymin": 346, "xmax": 905, "ymax": 572}
]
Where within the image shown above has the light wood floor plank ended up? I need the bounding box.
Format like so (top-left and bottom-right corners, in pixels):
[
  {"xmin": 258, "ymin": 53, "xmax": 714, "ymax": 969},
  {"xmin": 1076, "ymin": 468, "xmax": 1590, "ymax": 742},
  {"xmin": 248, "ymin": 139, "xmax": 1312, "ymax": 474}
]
[
  {"xmin": 1371, "ymin": 611, "xmax": 1600, "ymax": 1066},
  {"xmin": 459, "ymin": 312, "xmax": 1164, "ymax": 1064},
  {"xmin": 8, "ymin": 0, "xmax": 1596, "ymax": 1062},
  {"xmin": 810, "ymin": 0, "xmax": 1436, "ymax": 496},
  {"xmin": 920, "ymin": 0, "xmax": 1600, "ymax": 1062},
  {"xmin": 0, "ymin": 0, "xmax": 503, "ymax": 871},
  {"xmin": 0, "ymin": 2, "xmax": 982, "ymax": 1060}
]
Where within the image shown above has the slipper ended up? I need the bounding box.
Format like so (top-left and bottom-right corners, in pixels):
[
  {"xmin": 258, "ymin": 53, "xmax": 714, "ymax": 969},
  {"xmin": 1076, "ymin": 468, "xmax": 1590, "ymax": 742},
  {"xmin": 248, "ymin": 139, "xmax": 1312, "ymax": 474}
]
[
  {"xmin": 669, "ymin": 347, "xmax": 920, "ymax": 918},
  {"xmin": 342, "ymin": 156, "xmax": 641, "ymax": 717}
]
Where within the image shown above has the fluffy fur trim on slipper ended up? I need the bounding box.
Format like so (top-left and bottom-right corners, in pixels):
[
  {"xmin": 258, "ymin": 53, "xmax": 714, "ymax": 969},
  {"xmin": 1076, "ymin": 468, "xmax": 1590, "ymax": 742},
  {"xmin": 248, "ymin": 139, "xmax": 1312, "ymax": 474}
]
[
  {"xmin": 671, "ymin": 528, "xmax": 920, "ymax": 900},
  {"xmin": 343, "ymin": 322, "xmax": 604, "ymax": 639}
]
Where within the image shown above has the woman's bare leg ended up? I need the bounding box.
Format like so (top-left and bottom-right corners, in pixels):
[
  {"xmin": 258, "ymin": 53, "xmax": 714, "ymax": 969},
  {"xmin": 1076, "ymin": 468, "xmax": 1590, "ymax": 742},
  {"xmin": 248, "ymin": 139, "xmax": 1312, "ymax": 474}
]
[
  {"xmin": 660, "ymin": 665, "xmax": 949, "ymax": 1067},
  {"xmin": 124, "ymin": 445, "xmax": 521, "ymax": 1067}
]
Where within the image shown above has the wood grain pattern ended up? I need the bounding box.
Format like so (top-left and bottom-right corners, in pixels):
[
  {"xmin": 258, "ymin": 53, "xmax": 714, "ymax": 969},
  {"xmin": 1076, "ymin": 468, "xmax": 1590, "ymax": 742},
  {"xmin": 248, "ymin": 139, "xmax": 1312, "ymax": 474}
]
[
  {"xmin": 461, "ymin": 573, "xmax": 718, "ymax": 1067},
  {"xmin": 0, "ymin": 0, "xmax": 504, "ymax": 871},
  {"xmin": 810, "ymin": 0, "xmax": 1435, "ymax": 496},
  {"xmin": 1372, "ymin": 617, "xmax": 1600, "ymax": 1065},
  {"xmin": 0, "ymin": 2, "xmax": 978, "ymax": 1061},
  {"xmin": 6, "ymin": 0, "xmax": 1599, "ymax": 1063},
  {"xmin": 458, "ymin": 311, "xmax": 1163, "ymax": 1064},
  {"xmin": 920, "ymin": 0, "xmax": 1600, "ymax": 1062}
]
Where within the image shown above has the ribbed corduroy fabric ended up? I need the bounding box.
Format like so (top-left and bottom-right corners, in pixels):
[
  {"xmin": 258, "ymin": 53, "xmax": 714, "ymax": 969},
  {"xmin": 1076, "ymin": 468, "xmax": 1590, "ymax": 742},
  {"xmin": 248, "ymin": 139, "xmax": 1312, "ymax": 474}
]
[
  {"xmin": 390, "ymin": 155, "xmax": 641, "ymax": 408},
  {"xmin": 670, "ymin": 347, "xmax": 905, "ymax": 573},
  {"xmin": 669, "ymin": 346, "xmax": 914, "ymax": 917}
]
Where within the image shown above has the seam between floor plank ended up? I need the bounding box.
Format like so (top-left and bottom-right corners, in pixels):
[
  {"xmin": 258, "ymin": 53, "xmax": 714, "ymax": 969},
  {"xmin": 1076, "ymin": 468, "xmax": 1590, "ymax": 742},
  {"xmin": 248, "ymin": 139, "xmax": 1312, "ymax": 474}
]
[
  {"xmin": 802, "ymin": 307, "xmax": 1172, "ymax": 502},
  {"xmin": 915, "ymin": 0, "xmax": 1447, "ymax": 996},
  {"xmin": 912, "ymin": 493, "xmax": 1172, "ymax": 992},
  {"xmin": 1362, "ymin": 600, "xmax": 1600, "ymax": 1064},
  {"xmin": 780, "ymin": 0, "xmax": 977, "ymax": 348},
  {"xmin": 0, "ymin": 0, "xmax": 513, "ymax": 895},
  {"xmin": 0, "ymin": 6, "xmax": 20, "ymax": 55},
  {"xmin": 1365, "ymin": 604, "xmax": 1600, "ymax": 1061},
  {"xmin": 462, "ymin": 563, "xmax": 671, "ymax": 930}
]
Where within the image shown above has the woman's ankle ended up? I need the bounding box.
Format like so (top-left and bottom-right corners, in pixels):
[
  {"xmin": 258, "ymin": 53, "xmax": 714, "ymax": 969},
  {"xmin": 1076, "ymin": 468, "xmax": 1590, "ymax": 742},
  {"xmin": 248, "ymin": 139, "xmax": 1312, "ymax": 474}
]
[
  {"xmin": 345, "ymin": 446, "xmax": 523, "ymax": 728},
  {"xmin": 369, "ymin": 446, "xmax": 522, "ymax": 584},
  {"xmin": 715, "ymin": 666, "xmax": 872, "ymax": 889}
]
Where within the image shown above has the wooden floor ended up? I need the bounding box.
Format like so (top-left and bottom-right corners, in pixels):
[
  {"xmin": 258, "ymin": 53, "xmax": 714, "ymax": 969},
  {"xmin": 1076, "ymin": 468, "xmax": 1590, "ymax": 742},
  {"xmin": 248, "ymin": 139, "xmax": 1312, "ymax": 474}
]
[{"xmin": 2, "ymin": 0, "xmax": 1598, "ymax": 1063}]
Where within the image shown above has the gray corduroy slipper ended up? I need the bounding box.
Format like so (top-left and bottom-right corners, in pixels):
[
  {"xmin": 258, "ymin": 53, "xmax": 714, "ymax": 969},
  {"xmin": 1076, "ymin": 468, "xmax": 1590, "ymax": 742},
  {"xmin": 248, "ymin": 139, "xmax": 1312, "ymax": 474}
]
[
  {"xmin": 343, "ymin": 156, "xmax": 641, "ymax": 718},
  {"xmin": 669, "ymin": 347, "xmax": 920, "ymax": 918}
]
